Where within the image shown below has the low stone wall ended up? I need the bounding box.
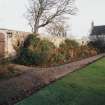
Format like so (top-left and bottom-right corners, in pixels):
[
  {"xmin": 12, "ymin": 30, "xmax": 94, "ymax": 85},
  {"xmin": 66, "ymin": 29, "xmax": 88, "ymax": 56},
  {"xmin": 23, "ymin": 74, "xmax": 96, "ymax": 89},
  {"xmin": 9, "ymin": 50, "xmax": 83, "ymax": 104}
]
[
  {"xmin": 0, "ymin": 54, "xmax": 105, "ymax": 105},
  {"xmin": 0, "ymin": 33, "xmax": 5, "ymax": 58}
]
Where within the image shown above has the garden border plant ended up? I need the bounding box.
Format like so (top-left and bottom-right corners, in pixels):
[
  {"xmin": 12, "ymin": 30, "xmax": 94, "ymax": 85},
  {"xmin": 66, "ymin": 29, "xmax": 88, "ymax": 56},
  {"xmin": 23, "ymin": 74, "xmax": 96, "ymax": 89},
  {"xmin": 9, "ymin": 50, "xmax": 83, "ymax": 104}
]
[{"xmin": 13, "ymin": 34, "xmax": 98, "ymax": 67}]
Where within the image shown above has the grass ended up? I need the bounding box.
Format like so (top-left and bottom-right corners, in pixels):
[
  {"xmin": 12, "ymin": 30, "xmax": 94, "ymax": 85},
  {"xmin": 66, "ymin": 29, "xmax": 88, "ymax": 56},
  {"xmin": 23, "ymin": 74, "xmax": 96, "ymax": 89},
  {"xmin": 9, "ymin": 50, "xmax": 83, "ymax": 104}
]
[{"xmin": 16, "ymin": 57, "xmax": 105, "ymax": 105}]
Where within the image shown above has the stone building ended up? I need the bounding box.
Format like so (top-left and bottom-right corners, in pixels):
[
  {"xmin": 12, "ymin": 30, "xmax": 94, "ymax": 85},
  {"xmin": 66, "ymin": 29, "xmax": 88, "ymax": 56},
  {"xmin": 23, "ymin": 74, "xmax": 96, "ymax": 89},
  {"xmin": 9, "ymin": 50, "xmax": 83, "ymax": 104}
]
[
  {"xmin": 89, "ymin": 21, "xmax": 105, "ymax": 52},
  {"xmin": 90, "ymin": 21, "xmax": 105, "ymax": 41},
  {"xmin": 0, "ymin": 28, "xmax": 30, "ymax": 58}
]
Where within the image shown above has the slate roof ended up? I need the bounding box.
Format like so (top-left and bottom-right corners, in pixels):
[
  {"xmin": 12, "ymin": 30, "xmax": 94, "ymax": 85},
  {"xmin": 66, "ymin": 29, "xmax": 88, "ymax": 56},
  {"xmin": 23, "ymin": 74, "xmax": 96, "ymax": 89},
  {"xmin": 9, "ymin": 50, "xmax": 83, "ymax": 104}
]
[{"xmin": 90, "ymin": 25, "xmax": 105, "ymax": 35}]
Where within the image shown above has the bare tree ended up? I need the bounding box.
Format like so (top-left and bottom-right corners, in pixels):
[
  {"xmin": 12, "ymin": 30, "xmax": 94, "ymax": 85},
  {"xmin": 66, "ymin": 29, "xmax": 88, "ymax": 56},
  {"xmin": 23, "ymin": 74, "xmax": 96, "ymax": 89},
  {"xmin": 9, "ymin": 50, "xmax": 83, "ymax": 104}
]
[
  {"xmin": 26, "ymin": 0, "xmax": 77, "ymax": 33},
  {"xmin": 47, "ymin": 22, "xmax": 67, "ymax": 37}
]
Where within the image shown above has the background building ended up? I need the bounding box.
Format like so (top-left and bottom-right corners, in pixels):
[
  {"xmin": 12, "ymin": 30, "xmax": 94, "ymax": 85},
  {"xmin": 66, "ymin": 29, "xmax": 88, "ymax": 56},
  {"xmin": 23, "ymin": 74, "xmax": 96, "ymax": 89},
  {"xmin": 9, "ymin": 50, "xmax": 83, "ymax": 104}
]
[
  {"xmin": 0, "ymin": 28, "xmax": 29, "ymax": 58},
  {"xmin": 90, "ymin": 22, "xmax": 105, "ymax": 41},
  {"xmin": 89, "ymin": 22, "xmax": 105, "ymax": 52}
]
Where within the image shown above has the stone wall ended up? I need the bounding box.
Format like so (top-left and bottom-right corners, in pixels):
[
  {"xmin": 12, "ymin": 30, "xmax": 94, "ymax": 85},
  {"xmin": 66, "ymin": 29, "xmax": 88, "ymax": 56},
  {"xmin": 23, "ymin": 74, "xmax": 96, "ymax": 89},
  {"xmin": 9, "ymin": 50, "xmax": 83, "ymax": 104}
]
[
  {"xmin": 0, "ymin": 33, "xmax": 5, "ymax": 57},
  {"xmin": 0, "ymin": 29, "xmax": 30, "ymax": 58},
  {"xmin": 5, "ymin": 31, "xmax": 30, "ymax": 57}
]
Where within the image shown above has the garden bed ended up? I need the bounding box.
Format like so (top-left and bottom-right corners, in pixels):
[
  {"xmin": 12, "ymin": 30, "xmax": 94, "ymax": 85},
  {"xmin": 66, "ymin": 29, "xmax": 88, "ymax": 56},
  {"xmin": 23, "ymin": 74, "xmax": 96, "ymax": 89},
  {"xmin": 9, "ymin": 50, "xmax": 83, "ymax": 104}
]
[
  {"xmin": 0, "ymin": 63, "xmax": 25, "ymax": 80},
  {"xmin": 13, "ymin": 35, "xmax": 98, "ymax": 67}
]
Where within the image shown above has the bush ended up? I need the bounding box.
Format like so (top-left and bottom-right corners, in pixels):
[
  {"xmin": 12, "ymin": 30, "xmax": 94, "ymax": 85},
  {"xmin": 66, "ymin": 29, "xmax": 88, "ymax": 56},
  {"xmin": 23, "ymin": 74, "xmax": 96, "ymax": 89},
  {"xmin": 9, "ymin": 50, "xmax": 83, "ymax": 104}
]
[
  {"xmin": 23, "ymin": 34, "xmax": 41, "ymax": 49},
  {"xmin": 60, "ymin": 39, "xmax": 79, "ymax": 49},
  {"xmin": 59, "ymin": 39, "xmax": 79, "ymax": 60},
  {"xmin": 14, "ymin": 34, "xmax": 98, "ymax": 67},
  {"xmin": 78, "ymin": 44, "xmax": 97, "ymax": 58},
  {"xmin": 87, "ymin": 40, "xmax": 105, "ymax": 53},
  {"xmin": 50, "ymin": 52, "xmax": 66, "ymax": 65},
  {"xmin": 15, "ymin": 34, "xmax": 56, "ymax": 66}
]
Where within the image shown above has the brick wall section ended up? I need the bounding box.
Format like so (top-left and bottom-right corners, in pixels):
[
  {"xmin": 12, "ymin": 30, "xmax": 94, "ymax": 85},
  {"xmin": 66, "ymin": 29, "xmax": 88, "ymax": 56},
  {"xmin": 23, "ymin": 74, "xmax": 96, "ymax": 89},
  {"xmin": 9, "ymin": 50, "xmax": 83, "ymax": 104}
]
[
  {"xmin": 0, "ymin": 54, "xmax": 105, "ymax": 105},
  {"xmin": 0, "ymin": 33, "xmax": 5, "ymax": 57}
]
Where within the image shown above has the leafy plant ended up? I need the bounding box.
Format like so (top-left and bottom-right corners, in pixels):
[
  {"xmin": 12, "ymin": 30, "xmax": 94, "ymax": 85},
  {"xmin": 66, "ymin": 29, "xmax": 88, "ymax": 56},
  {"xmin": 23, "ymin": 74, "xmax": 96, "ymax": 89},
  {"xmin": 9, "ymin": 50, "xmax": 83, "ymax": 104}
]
[{"xmin": 14, "ymin": 34, "xmax": 56, "ymax": 66}]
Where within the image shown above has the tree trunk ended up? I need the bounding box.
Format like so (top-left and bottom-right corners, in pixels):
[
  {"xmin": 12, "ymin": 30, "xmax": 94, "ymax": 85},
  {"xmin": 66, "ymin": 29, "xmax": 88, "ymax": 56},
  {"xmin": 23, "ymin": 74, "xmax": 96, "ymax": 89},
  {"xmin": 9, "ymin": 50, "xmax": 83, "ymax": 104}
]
[
  {"xmin": 33, "ymin": 18, "xmax": 40, "ymax": 34},
  {"xmin": 33, "ymin": 24, "xmax": 38, "ymax": 34}
]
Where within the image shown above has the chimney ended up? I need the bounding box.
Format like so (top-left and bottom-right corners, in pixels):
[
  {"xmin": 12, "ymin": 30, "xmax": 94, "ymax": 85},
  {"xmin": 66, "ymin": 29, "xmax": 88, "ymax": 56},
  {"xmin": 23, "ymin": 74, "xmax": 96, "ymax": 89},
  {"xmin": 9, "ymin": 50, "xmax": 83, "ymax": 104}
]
[{"xmin": 91, "ymin": 21, "xmax": 94, "ymax": 28}]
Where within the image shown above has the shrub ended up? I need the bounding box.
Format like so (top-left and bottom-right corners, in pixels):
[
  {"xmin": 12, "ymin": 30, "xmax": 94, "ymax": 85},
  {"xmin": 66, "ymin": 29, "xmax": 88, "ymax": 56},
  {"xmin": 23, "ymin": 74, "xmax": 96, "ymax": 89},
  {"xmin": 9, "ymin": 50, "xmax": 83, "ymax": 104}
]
[
  {"xmin": 78, "ymin": 44, "xmax": 97, "ymax": 58},
  {"xmin": 60, "ymin": 39, "xmax": 79, "ymax": 49},
  {"xmin": 23, "ymin": 34, "xmax": 41, "ymax": 49},
  {"xmin": 15, "ymin": 34, "xmax": 56, "ymax": 66},
  {"xmin": 38, "ymin": 39, "xmax": 55, "ymax": 53},
  {"xmin": 59, "ymin": 39, "xmax": 79, "ymax": 60},
  {"xmin": 50, "ymin": 52, "xmax": 66, "ymax": 65},
  {"xmin": 14, "ymin": 34, "xmax": 98, "ymax": 67},
  {"xmin": 87, "ymin": 40, "xmax": 104, "ymax": 53}
]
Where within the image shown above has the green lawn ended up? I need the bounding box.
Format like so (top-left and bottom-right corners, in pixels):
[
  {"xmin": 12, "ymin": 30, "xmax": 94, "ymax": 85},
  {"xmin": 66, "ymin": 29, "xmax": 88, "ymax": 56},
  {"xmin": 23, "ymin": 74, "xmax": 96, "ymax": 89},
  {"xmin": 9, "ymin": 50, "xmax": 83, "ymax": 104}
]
[{"xmin": 16, "ymin": 58, "xmax": 105, "ymax": 105}]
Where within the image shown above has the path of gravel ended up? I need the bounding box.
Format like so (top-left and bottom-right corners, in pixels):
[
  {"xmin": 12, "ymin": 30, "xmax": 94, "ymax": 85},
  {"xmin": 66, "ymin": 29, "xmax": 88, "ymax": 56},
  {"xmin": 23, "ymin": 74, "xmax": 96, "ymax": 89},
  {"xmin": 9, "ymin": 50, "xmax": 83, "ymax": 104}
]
[{"xmin": 0, "ymin": 54, "xmax": 105, "ymax": 105}]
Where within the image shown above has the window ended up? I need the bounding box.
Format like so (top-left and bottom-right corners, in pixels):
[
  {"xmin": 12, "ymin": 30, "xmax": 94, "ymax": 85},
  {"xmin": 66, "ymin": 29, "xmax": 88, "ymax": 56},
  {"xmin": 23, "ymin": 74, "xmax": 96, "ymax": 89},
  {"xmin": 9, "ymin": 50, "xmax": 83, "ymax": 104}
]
[{"xmin": 7, "ymin": 32, "xmax": 12, "ymax": 38}]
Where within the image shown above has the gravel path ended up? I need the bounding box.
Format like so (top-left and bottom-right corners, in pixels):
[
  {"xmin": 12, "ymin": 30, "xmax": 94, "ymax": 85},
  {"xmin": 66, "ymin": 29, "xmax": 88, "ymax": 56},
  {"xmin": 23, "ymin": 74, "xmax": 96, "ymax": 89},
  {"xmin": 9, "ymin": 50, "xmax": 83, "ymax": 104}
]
[{"xmin": 0, "ymin": 54, "xmax": 105, "ymax": 105}]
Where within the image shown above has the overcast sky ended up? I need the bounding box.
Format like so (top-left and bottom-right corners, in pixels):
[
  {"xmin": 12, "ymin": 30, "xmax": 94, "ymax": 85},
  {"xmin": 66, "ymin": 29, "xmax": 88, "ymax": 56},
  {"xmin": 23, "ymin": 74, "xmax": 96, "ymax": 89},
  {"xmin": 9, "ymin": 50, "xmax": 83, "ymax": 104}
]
[{"xmin": 0, "ymin": 0, "xmax": 105, "ymax": 38}]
